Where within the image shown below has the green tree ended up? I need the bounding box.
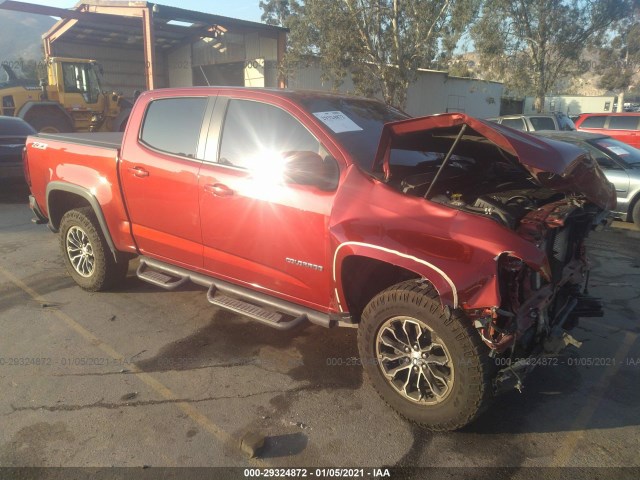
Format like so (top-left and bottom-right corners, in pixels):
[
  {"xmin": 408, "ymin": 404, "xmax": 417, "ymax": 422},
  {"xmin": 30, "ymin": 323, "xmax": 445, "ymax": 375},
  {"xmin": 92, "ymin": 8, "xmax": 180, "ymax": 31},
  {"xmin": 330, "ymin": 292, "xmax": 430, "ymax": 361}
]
[
  {"xmin": 597, "ymin": 3, "xmax": 640, "ymax": 108},
  {"xmin": 472, "ymin": 0, "xmax": 631, "ymax": 112},
  {"xmin": 259, "ymin": 0, "xmax": 293, "ymax": 26},
  {"xmin": 262, "ymin": 0, "xmax": 480, "ymax": 108}
]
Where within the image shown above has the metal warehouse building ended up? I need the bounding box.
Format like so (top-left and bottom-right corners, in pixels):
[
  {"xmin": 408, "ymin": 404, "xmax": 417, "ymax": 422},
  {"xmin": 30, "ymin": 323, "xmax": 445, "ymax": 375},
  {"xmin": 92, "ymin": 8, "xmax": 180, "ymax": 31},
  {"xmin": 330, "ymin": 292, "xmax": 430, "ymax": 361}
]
[
  {"xmin": 1, "ymin": 0, "xmax": 287, "ymax": 95},
  {"xmin": 288, "ymin": 58, "xmax": 503, "ymax": 118},
  {"xmin": 1, "ymin": 0, "xmax": 502, "ymax": 118}
]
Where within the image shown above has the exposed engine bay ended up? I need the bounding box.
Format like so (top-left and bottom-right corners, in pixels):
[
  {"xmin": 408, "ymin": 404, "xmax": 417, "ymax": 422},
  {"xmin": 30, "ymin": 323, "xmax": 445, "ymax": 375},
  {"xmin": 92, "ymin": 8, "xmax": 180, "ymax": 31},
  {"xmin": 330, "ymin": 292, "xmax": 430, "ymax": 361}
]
[
  {"xmin": 385, "ymin": 126, "xmax": 569, "ymax": 231},
  {"xmin": 382, "ymin": 123, "xmax": 611, "ymax": 393},
  {"xmin": 400, "ymin": 168, "xmax": 563, "ymax": 231}
]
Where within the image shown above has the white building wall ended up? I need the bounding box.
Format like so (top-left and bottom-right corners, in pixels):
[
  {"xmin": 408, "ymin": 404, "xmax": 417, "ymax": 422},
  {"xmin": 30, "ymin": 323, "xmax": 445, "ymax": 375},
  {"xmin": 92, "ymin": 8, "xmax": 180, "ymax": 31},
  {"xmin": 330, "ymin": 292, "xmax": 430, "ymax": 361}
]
[
  {"xmin": 191, "ymin": 33, "xmax": 280, "ymax": 87},
  {"xmin": 167, "ymin": 43, "xmax": 192, "ymax": 88},
  {"xmin": 287, "ymin": 63, "xmax": 357, "ymax": 92},
  {"xmin": 523, "ymin": 95, "xmax": 616, "ymax": 115},
  {"xmin": 406, "ymin": 71, "xmax": 502, "ymax": 118},
  {"xmin": 287, "ymin": 63, "xmax": 502, "ymax": 118}
]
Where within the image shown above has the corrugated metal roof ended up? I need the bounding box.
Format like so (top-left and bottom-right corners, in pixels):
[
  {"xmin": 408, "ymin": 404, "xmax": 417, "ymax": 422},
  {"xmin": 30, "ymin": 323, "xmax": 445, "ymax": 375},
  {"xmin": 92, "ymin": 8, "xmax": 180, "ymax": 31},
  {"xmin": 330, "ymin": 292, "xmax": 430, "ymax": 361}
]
[{"xmin": 0, "ymin": 0, "xmax": 287, "ymax": 51}]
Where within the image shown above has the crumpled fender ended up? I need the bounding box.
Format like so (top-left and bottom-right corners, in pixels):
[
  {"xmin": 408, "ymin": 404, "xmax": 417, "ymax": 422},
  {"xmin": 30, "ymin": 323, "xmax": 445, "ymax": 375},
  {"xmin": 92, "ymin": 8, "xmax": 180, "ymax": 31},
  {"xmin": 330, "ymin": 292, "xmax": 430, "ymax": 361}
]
[{"xmin": 329, "ymin": 166, "xmax": 547, "ymax": 312}]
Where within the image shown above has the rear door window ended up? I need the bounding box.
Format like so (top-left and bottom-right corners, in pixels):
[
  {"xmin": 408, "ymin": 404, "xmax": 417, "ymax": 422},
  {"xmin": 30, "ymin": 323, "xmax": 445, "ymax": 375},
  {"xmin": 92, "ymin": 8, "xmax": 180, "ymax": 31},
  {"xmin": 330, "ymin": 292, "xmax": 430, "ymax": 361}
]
[
  {"xmin": 608, "ymin": 116, "xmax": 639, "ymax": 130},
  {"xmin": 529, "ymin": 117, "xmax": 557, "ymax": 130},
  {"xmin": 500, "ymin": 118, "xmax": 526, "ymax": 130},
  {"xmin": 140, "ymin": 97, "xmax": 208, "ymax": 158},
  {"xmin": 580, "ymin": 116, "xmax": 606, "ymax": 128}
]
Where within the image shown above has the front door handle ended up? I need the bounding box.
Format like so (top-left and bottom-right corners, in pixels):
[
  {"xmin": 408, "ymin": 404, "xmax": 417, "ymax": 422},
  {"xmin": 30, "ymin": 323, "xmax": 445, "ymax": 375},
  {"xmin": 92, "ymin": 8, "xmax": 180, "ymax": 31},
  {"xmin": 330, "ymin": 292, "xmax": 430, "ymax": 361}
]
[
  {"xmin": 128, "ymin": 166, "xmax": 149, "ymax": 178},
  {"xmin": 204, "ymin": 183, "xmax": 234, "ymax": 197}
]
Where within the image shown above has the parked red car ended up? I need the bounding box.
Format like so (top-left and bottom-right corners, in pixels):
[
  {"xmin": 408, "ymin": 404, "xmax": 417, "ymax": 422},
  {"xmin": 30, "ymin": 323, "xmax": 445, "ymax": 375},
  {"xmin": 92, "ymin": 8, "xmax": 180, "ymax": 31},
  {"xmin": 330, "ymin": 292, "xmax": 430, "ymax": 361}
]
[
  {"xmin": 575, "ymin": 112, "xmax": 640, "ymax": 148},
  {"xmin": 24, "ymin": 87, "xmax": 614, "ymax": 430}
]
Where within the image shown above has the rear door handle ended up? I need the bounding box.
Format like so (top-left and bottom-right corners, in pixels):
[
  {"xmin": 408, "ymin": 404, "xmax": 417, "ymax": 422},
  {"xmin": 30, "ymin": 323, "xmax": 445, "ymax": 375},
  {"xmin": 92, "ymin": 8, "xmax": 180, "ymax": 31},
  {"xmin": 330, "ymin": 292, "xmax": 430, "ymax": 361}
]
[
  {"xmin": 204, "ymin": 183, "xmax": 234, "ymax": 197},
  {"xmin": 128, "ymin": 166, "xmax": 149, "ymax": 178}
]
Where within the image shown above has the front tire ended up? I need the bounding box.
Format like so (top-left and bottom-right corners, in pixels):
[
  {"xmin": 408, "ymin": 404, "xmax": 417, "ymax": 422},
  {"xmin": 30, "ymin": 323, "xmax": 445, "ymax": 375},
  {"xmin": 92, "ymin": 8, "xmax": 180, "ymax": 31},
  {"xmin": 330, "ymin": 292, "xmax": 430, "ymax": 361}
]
[
  {"xmin": 59, "ymin": 207, "xmax": 128, "ymax": 291},
  {"xmin": 357, "ymin": 280, "xmax": 493, "ymax": 431}
]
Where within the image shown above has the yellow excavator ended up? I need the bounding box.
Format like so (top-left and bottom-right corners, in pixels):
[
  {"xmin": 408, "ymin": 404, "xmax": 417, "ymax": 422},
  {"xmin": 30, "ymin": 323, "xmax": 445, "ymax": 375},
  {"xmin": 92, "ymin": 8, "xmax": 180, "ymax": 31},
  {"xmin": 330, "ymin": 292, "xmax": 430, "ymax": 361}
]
[{"xmin": 0, "ymin": 56, "xmax": 133, "ymax": 133}]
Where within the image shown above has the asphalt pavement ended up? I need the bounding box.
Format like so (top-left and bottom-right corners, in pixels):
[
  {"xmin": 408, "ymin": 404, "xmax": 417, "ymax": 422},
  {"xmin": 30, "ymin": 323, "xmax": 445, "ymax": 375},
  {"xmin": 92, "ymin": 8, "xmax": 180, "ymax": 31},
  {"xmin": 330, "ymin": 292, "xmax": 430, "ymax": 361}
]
[{"xmin": 1, "ymin": 181, "xmax": 639, "ymax": 479}]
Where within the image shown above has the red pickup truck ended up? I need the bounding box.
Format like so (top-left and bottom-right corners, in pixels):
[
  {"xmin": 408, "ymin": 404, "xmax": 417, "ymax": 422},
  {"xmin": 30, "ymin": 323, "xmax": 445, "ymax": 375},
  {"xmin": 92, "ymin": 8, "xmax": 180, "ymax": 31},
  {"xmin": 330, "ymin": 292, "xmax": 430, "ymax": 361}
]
[{"xmin": 24, "ymin": 87, "xmax": 615, "ymax": 430}]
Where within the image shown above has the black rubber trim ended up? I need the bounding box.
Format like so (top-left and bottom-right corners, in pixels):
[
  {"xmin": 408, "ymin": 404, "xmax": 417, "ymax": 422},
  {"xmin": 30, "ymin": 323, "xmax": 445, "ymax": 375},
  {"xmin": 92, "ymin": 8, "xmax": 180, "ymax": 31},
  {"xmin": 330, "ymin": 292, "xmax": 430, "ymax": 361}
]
[
  {"xmin": 45, "ymin": 181, "xmax": 118, "ymax": 262},
  {"xmin": 35, "ymin": 132, "xmax": 123, "ymax": 150},
  {"xmin": 207, "ymin": 288, "xmax": 306, "ymax": 331},
  {"xmin": 138, "ymin": 256, "xmax": 337, "ymax": 328},
  {"xmin": 29, "ymin": 195, "xmax": 48, "ymax": 224},
  {"xmin": 136, "ymin": 261, "xmax": 190, "ymax": 290}
]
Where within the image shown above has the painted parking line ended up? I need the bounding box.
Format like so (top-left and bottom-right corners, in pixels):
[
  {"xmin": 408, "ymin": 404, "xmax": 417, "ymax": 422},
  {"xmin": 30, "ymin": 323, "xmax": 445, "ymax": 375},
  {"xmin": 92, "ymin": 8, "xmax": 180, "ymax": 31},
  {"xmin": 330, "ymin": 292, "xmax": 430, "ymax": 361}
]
[
  {"xmin": 0, "ymin": 265, "xmax": 268, "ymax": 467},
  {"xmin": 549, "ymin": 330, "xmax": 637, "ymax": 467}
]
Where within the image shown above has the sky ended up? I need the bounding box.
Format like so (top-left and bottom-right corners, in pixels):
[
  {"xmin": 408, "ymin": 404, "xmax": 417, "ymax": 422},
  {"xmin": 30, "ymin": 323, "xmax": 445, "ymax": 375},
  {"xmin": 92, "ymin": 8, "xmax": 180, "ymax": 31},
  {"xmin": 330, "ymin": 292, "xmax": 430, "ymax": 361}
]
[{"xmin": 16, "ymin": 0, "xmax": 265, "ymax": 23}]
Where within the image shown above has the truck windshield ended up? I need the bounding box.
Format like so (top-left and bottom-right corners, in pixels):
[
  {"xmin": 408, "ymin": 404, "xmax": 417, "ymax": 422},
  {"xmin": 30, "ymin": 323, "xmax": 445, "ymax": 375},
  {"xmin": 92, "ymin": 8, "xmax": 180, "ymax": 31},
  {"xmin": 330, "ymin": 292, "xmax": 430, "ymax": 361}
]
[
  {"xmin": 298, "ymin": 96, "xmax": 410, "ymax": 171},
  {"xmin": 594, "ymin": 138, "xmax": 640, "ymax": 166},
  {"xmin": 62, "ymin": 62, "xmax": 101, "ymax": 104}
]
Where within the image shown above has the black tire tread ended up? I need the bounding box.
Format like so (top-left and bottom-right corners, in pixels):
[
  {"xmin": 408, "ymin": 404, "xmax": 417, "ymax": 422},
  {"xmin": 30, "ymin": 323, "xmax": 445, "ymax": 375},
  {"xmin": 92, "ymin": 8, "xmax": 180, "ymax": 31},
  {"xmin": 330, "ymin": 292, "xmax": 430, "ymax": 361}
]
[
  {"xmin": 358, "ymin": 279, "xmax": 494, "ymax": 431},
  {"xmin": 27, "ymin": 111, "xmax": 73, "ymax": 133},
  {"xmin": 59, "ymin": 207, "xmax": 128, "ymax": 291},
  {"xmin": 631, "ymin": 199, "xmax": 640, "ymax": 228}
]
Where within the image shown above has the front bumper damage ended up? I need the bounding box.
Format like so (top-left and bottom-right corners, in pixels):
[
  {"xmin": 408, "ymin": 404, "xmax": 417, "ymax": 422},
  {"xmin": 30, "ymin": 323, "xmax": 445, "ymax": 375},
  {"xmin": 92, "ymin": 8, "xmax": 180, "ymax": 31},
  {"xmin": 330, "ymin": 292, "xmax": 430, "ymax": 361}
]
[{"xmin": 468, "ymin": 202, "xmax": 610, "ymax": 395}]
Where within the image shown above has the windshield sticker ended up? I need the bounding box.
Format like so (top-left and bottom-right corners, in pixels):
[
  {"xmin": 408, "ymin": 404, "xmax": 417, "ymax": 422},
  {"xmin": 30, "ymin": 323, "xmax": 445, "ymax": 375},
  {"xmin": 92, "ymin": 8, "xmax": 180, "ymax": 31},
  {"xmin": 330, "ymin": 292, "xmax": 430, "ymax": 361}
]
[
  {"xmin": 313, "ymin": 111, "xmax": 363, "ymax": 133},
  {"xmin": 605, "ymin": 146, "xmax": 630, "ymax": 156}
]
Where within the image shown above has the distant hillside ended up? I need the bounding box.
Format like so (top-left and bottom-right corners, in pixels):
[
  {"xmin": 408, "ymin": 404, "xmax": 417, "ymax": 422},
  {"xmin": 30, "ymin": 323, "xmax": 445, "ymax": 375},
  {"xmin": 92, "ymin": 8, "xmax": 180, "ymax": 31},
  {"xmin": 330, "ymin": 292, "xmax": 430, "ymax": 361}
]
[{"xmin": 0, "ymin": 9, "xmax": 56, "ymax": 69}]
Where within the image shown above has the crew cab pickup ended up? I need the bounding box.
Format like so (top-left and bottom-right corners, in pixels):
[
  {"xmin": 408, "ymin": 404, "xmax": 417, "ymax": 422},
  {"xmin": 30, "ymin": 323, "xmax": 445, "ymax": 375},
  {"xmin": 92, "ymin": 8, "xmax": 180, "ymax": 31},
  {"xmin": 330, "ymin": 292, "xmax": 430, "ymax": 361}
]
[{"xmin": 25, "ymin": 87, "xmax": 615, "ymax": 430}]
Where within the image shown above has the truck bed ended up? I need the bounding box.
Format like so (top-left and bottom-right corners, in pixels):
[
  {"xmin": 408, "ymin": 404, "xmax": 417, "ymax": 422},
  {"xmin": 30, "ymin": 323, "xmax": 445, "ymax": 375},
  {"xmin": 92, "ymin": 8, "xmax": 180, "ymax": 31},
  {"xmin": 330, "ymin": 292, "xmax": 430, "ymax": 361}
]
[{"xmin": 36, "ymin": 132, "xmax": 123, "ymax": 150}]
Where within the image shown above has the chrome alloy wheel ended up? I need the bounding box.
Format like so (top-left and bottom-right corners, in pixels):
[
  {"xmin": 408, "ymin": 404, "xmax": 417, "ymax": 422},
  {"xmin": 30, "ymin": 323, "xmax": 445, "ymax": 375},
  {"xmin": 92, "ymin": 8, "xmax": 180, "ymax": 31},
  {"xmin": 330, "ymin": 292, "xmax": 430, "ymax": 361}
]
[
  {"xmin": 375, "ymin": 316, "xmax": 455, "ymax": 404},
  {"xmin": 66, "ymin": 226, "xmax": 95, "ymax": 278}
]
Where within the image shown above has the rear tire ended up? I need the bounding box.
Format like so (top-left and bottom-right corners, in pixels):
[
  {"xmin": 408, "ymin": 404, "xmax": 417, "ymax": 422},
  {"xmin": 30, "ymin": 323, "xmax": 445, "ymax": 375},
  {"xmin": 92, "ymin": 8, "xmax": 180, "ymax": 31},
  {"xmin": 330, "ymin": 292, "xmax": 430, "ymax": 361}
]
[
  {"xmin": 357, "ymin": 280, "xmax": 493, "ymax": 431},
  {"xmin": 59, "ymin": 207, "xmax": 128, "ymax": 291},
  {"xmin": 26, "ymin": 111, "xmax": 73, "ymax": 133},
  {"xmin": 632, "ymin": 200, "xmax": 640, "ymax": 229}
]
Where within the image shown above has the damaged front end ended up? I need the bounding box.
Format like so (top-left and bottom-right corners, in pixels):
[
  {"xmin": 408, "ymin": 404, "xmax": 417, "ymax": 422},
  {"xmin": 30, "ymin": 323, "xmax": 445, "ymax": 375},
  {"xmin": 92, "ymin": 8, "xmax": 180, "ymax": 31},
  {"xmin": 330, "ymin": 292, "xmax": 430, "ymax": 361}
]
[
  {"xmin": 476, "ymin": 200, "xmax": 608, "ymax": 393},
  {"xmin": 374, "ymin": 113, "xmax": 616, "ymax": 395}
]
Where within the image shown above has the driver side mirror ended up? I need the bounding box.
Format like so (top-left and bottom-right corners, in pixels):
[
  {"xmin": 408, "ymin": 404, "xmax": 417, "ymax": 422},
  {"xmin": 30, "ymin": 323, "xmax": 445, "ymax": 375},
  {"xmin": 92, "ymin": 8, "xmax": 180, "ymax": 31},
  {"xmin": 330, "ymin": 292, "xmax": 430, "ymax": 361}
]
[{"xmin": 283, "ymin": 151, "xmax": 340, "ymax": 191}]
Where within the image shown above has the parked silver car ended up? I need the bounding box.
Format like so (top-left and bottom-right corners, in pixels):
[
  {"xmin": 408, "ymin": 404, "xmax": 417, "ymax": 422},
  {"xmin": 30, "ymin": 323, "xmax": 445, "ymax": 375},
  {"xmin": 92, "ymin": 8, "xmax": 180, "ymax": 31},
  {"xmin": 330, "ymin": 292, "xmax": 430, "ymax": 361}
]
[
  {"xmin": 488, "ymin": 113, "xmax": 576, "ymax": 132},
  {"xmin": 534, "ymin": 130, "xmax": 640, "ymax": 226}
]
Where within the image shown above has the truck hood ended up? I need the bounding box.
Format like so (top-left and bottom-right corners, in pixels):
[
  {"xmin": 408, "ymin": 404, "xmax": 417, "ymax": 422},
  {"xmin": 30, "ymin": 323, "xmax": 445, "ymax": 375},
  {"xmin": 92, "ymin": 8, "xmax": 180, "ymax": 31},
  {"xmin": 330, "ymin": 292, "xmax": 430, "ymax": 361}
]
[{"xmin": 374, "ymin": 113, "xmax": 616, "ymax": 210}]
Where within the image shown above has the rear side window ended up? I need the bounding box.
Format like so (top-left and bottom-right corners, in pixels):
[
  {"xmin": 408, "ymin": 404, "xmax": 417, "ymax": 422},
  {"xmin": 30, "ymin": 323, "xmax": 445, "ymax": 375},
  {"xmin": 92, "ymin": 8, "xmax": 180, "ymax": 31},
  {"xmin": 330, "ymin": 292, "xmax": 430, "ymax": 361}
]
[
  {"xmin": 530, "ymin": 117, "xmax": 556, "ymax": 130},
  {"xmin": 580, "ymin": 116, "xmax": 606, "ymax": 128},
  {"xmin": 501, "ymin": 118, "xmax": 526, "ymax": 130},
  {"xmin": 140, "ymin": 97, "xmax": 208, "ymax": 158},
  {"xmin": 608, "ymin": 116, "xmax": 639, "ymax": 130}
]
